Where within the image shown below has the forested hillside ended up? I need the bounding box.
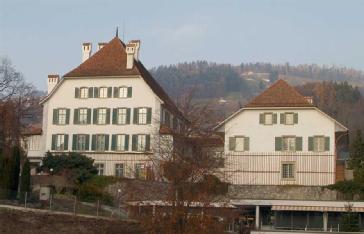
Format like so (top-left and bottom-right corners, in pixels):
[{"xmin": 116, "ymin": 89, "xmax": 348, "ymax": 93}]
[{"xmin": 151, "ymin": 61, "xmax": 364, "ymax": 137}]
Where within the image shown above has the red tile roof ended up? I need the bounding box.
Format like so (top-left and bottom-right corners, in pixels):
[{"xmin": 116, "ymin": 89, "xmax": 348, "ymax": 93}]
[
  {"xmin": 63, "ymin": 37, "xmax": 185, "ymax": 119},
  {"xmin": 245, "ymin": 79, "xmax": 314, "ymax": 108}
]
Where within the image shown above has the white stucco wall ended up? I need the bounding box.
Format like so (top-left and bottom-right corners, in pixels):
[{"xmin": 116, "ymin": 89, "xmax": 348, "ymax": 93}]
[
  {"xmin": 218, "ymin": 107, "xmax": 342, "ymax": 186},
  {"xmin": 32, "ymin": 75, "xmax": 165, "ymax": 176}
]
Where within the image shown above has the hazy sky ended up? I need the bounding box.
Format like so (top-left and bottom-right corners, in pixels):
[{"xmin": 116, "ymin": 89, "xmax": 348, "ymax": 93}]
[{"xmin": 1, "ymin": 0, "xmax": 364, "ymax": 90}]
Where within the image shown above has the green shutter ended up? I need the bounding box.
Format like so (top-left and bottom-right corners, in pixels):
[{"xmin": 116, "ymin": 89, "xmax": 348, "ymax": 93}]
[
  {"xmin": 294, "ymin": 113, "xmax": 298, "ymax": 124},
  {"xmin": 106, "ymin": 108, "xmax": 111, "ymax": 124},
  {"xmin": 72, "ymin": 134, "xmax": 77, "ymax": 150},
  {"xmin": 107, "ymin": 87, "xmax": 112, "ymax": 98},
  {"xmin": 74, "ymin": 109, "xmax": 79, "ymax": 124},
  {"xmin": 133, "ymin": 108, "xmax": 138, "ymax": 124},
  {"xmin": 244, "ymin": 137, "xmax": 250, "ymax": 151},
  {"xmin": 75, "ymin": 88, "xmax": 80, "ymax": 98},
  {"xmin": 94, "ymin": 87, "xmax": 99, "ymax": 98},
  {"xmin": 53, "ymin": 109, "xmax": 58, "ymax": 124},
  {"xmin": 259, "ymin": 113, "xmax": 264, "ymax": 124},
  {"xmin": 111, "ymin": 135, "xmax": 116, "ymax": 151},
  {"xmin": 85, "ymin": 135, "xmax": 90, "ymax": 150},
  {"xmin": 93, "ymin": 109, "xmax": 98, "ymax": 124},
  {"xmin": 280, "ymin": 113, "xmax": 284, "ymax": 124},
  {"xmin": 88, "ymin": 87, "xmax": 94, "ymax": 98},
  {"xmin": 87, "ymin": 109, "xmax": 91, "ymax": 124},
  {"xmin": 308, "ymin": 137, "xmax": 314, "ymax": 151},
  {"xmin": 112, "ymin": 109, "xmax": 117, "ymax": 124},
  {"xmin": 126, "ymin": 108, "xmax": 131, "ymax": 124},
  {"xmin": 325, "ymin": 137, "xmax": 330, "ymax": 151},
  {"xmin": 127, "ymin": 87, "xmax": 132, "ymax": 98},
  {"xmin": 65, "ymin": 109, "xmax": 70, "ymax": 124},
  {"xmin": 229, "ymin": 137, "xmax": 236, "ymax": 151},
  {"xmin": 64, "ymin": 135, "xmax": 69, "ymax": 150},
  {"xmin": 273, "ymin": 113, "xmax": 277, "ymax": 124},
  {"xmin": 275, "ymin": 137, "xmax": 282, "ymax": 151},
  {"xmin": 145, "ymin": 135, "xmax": 151, "ymax": 151},
  {"xmin": 125, "ymin": 135, "xmax": 129, "ymax": 151},
  {"xmin": 132, "ymin": 135, "xmax": 138, "ymax": 151},
  {"xmin": 147, "ymin": 108, "xmax": 152, "ymax": 124},
  {"xmin": 113, "ymin": 87, "xmax": 119, "ymax": 98},
  {"xmin": 296, "ymin": 137, "xmax": 302, "ymax": 151},
  {"xmin": 51, "ymin": 134, "xmax": 56, "ymax": 150},
  {"xmin": 91, "ymin": 135, "xmax": 96, "ymax": 151},
  {"xmin": 105, "ymin": 135, "xmax": 109, "ymax": 151}
]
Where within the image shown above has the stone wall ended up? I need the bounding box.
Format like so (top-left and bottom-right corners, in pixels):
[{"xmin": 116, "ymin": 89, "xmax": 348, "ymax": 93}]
[{"xmin": 228, "ymin": 185, "xmax": 339, "ymax": 201}]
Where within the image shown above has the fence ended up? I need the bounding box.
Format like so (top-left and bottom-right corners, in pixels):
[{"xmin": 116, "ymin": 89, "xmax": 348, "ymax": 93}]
[{"xmin": 0, "ymin": 188, "xmax": 128, "ymax": 219}]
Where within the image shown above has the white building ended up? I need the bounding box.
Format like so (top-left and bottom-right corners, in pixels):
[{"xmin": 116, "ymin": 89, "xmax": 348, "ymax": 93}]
[
  {"xmin": 26, "ymin": 36, "xmax": 185, "ymax": 178},
  {"xmin": 215, "ymin": 79, "xmax": 347, "ymax": 186}
]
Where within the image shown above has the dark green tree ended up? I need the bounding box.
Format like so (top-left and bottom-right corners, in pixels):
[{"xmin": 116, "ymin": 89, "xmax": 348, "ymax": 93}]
[
  {"xmin": 340, "ymin": 212, "xmax": 360, "ymax": 232},
  {"xmin": 41, "ymin": 152, "xmax": 97, "ymax": 184},
  {"xmin": 20, "ymin": 159, "xmax": 31, "ymax": 198},
  {"xmin": 349, "ymin": 130, "xmax": 364, "ymax": 183},
  {"xmin": 9, "ymin": 146, "xmax": 21, "ymax": 194}
]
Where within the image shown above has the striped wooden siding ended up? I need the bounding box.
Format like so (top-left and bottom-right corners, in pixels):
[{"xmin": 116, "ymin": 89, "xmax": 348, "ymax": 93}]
[
  {"xmin": 84, "ymin": 153, "xmax": 150, "ymax": 177},
  {"xmin": 224, "ymin": 152, "xmax": 335, "ymax": 186}
]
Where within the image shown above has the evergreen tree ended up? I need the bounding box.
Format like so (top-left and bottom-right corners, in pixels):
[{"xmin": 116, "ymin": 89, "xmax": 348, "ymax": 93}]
[
  {"xmin": 9, "ymin": 146, "xmax": 21, "ymax": 195},
  {"xmin": 349, "ymin": 130, "xmax": 364, "ymax": 183},
  {"xmin": 20, "ymin": 159, "xmax": 31, "ymax": 200}
]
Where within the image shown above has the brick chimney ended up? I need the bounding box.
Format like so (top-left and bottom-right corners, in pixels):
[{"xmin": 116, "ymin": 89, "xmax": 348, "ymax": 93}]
[
  {"xmin": 47, "ymin": 74, "xmax": 60, "ymax": 94},
  {"xmin": 82, "ymin": 42, "xmax": 92, "ymax": 62}
]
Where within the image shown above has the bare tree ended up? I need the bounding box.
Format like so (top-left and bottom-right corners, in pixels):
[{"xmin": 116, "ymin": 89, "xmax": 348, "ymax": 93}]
[{"xmin": 132, "ymin": 88, "xmax": 236, "ymax": 234}]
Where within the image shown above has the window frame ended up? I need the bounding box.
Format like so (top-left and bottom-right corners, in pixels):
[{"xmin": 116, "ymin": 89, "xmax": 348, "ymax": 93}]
[
  {"xmin": 313, "ymin": 135, "xmax": 325, "ymax": 152},
  {"xmin": 94, "ymin": 163, "xmax": 105, "ymax": 176},
  {"xmin": 76, "ymin": 134, "xmax": 87, "ymax": 151},
  {"xmin": 57, "ymin": 108, "xmax": 67, "ymax": 125},
  {"xmin": 115, "ymin": 163, "xmax": 125, "ymax": 177},
  {"xmin": 282, "ymin": 136, "xmax": 296, "ymax": 152},
  {"xmin": 78, "ymin": 108, "xmax": 88, "ymax": 125},
  {"xmin": 79, "ymin": 87, "xmax": 89, "ymax": 99},
  {"xmin": 97, "ymin": 108, "xmax": 107, "ymax": 125},
  {"xmin": 99, "ymin": 87, "xmax": 108, "ymax": 98},
  {"xmin": 56, "ymin": 134, "xmax": 65, "ymax": 151},
  {"xmin": 138, "ymin": 107, "xmax": 148, "ymax": 125},
  {"xmin": 284, "ymin": 112, "xmax": 295, "ymax": 125},
  {"xmin": 95, "ymin": 134, "xmax": 106, "ymax": 151},
  {"xmin": 282, "ymin": 162, "xmax": 295, "ymax": 180},
  {"xmin": 137, "ymin": 134, "xmax": 147, "ymax": 151},
  {"xmin": 116, "ymin": 134, "xmax": 126, "ymax": 151},
  {"xmin": 118, "ymin": 86, "xmax": 128, "ymax": 98},
  {"xmin": 117, "ymin": 108, "xmax": 128, "ymax": 125},
  {"xmin": 234, "ymin": 136, "xmax": 247, "ymax": 152},
  {"xmin": 134, "ymin": 163, "xmax": 145, "ymax": 179}
]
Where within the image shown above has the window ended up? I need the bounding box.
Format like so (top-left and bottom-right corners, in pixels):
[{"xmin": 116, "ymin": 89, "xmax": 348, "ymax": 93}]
[
  {"xmin": 98, "ymin": 108, "xmax": 107, "ymax": 124},
  {"xmin": 96, "ymin": 135, "xmax": 106, "ymax": 151},
  {"xmin": 119, "ymin": 87, "xmax": 128, "ymax": 98},
  {"xmin": 282, "ymin": 137, "xmax": 296, "ymax": 152},
  {"xmin": 80, "ymin": 87, "xmax": 88, "ymax": 99},
  {"xmin": 134, "ymin": 163, "xmax": 145, "ymax": 179},
  {"xmin": 281, "ymin": 112, "xmax": 298, "ymax": 125},
  {"xmin": 58, "ymin": 109, "xmax": 67, "ymax": 125},
  {"xmin": 116, "ymin": 134, "xmax": 126, "ymax": 151},
  {"xmin": 79, "ymin": 108, "xmax": 88, "ymax": 124},
  {"xmin": 138, "ymin": 108, "xmax": 147, "ymax": 124},
  {"xmin": 260, "ymin": 112, "xmax": 277, "ymax": 125},
  {"xmin": 282, "ymin": 163, "xmax": 295, "ymax": 179},
  {"xmin": 99, "ymin": 87, "xmax": 108, "ymax": 98},
  {"xmin": 229, "ymin": 136, "xmax": 249, "ymax": 151},
  {"xmin": 132, "ymin": 134, "xmax": 150, "ymax": 152},
  {"xmin": 117, "ymin": 108, "xmax": 127, "ymax": 124},
  {"xmin": 95, "ymin": 163, "xmax": 104, "ymax": 176},
  {"xmin": 56, "ymin": 134, "xmax": 65, "ymax": 151},
  {"xmin": 77, "ymin": 134, "xmax": 87, "ymax": 151},
  {"xmin": 115, "ymin": 164, "xmax": 124, "ymax": 177},
  {"xmin": 314, "ymin": 136, "xmax": 325, "ymax": 152},
  {"xmin": 285, "ymin": 113, "xmax": 294, "ymax": 125}
]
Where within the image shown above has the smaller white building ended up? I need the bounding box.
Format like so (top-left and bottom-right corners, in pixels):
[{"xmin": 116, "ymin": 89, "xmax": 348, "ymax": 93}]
[{"xmin": 215, "ymin": 79, "xmax": 347, "ymax": 186}]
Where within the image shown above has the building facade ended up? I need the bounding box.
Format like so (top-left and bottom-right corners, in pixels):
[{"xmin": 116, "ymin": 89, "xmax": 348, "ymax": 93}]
[
  {"xmin": 215, "ymin": 80, "xmax": 348, "ymax": 186},
  {"xmin": 27, "ymin": 36, "xmax": 185, "ymax": 178}
]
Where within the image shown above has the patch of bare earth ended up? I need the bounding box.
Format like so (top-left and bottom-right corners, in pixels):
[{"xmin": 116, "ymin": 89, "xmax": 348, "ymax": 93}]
[{"xmin": 0, "ymin": 207, "xmax": 142, "ymax": 234}]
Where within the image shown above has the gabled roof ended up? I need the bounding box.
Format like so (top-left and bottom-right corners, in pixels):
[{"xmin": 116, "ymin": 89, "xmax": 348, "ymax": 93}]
[
  {"xmin": 246, "ymin": 79, "xmax": 313, "ymax": 107},
  {"xmin": 49, "ymin": 37, "xmax": 185, "ymax": 120},
  {"xmin": 64, "ymin": 37, "xmax": 140, "ymax": 77}
]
